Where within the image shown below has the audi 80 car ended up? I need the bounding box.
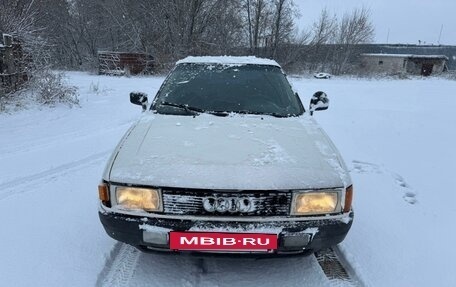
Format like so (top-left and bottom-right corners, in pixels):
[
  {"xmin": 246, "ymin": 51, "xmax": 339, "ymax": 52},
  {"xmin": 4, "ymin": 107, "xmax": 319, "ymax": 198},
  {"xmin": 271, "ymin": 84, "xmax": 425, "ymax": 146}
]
[{"xmin": 98, "ymin": 56, "xmax": 354, "ymax": 255}]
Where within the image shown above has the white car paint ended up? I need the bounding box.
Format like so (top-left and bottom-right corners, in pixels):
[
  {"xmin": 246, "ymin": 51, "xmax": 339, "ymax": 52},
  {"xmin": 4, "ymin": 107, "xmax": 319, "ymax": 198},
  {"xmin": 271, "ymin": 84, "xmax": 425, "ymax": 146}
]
[
  {"xmin": 104, "ymin": 112, "xmax": 351, "ymax": 190},
  {"xmin": 103, "ymin": 57, "xmax": 350, "ymax": 192}
]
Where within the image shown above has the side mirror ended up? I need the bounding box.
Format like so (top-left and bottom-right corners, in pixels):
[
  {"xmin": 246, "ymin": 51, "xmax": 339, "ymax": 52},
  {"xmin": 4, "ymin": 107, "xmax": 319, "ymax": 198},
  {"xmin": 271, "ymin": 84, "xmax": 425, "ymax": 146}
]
[
  {"xmin": 130, "ymin": 92, "xmax": 148, "ymax": 111},
  {"xmin": 309, "ymin": 91, "xmax": 329, "ymax": 116}
]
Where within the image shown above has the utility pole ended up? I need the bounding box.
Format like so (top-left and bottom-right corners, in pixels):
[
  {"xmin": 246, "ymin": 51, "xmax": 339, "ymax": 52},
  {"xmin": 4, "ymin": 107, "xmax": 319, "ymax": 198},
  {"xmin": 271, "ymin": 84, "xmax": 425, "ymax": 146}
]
[
  {"xmin": 386, "ymin": 28, "xmax": 390, "ymax": 44},
  {"xmin": 438, "ymin": 24, "xmax": 444, "ymax": 45}
]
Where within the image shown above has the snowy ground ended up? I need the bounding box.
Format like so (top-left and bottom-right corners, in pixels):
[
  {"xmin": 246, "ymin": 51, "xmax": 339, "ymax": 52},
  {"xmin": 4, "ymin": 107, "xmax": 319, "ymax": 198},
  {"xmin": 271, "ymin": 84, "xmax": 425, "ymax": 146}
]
[{"xmin": 1, "ymin": 72, "xmax": 455, "ymax": 286}]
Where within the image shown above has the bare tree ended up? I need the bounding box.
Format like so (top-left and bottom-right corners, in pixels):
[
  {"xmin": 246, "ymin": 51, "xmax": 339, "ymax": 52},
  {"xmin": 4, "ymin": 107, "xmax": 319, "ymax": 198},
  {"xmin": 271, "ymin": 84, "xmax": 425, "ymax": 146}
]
[
  {"xmin": 0, "ymin": 0, "xmax": 50, "ymax": 68},
  {"xmin": 246, "ymin": 0, "xmax": 253, "ymax": 52},
  {"xmin": 270, "ymin": 0, "xmax": 296, "ymax": 58},
  {"xmin": 0, "ymin": 0, "xmax": 40, "ymax": 44},
  {"xmin": 252, "ymin": 0, "xmax": 267, "ymax": 54},
  {"xmin": 302, "ymin": 8, "xmax": 338, "ymax": 71},
  {"xmin": 331, "ymin": 7, "xmax": 374, "ymax": 74},
  {"xmin": 0, "ymin": 0, "xmax": 46, "ymax": 86},
  {"xmin": 0, "ymin": 0, "xmax": 78, "ymax": 106},
  {"xmin": 310, "ymin": 8, "xmax": 338, "ymax": 47},
  {"xmin": 2, "ymin": 0, "xmax": 306, "ymax": 72},
  {"xmin": 240, "ymin": 0, "xmax": 270, "ymax": 55}
]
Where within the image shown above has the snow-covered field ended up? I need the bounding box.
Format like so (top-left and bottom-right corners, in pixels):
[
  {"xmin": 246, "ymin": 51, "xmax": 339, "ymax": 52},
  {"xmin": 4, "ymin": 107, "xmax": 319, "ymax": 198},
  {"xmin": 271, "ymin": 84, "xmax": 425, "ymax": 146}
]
[{"xmin": 1, "ymin": 72, "xmax": 455, "ymax": 286}]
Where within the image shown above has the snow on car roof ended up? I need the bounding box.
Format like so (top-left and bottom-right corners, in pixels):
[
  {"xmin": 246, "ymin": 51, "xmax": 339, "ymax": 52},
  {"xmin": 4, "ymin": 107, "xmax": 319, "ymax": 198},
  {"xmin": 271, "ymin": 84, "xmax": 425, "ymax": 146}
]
[{"xmin": 176, "ymin": 56, "xmax": 281, "ymax": 67}]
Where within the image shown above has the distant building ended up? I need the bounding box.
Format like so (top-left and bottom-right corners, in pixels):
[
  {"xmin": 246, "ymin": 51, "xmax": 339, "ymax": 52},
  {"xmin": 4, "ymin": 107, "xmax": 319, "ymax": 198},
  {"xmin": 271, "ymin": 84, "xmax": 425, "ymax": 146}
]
[
  {"xmin": 98, "ymin": 51, "xmax": 154, "ymax": 76},
  {"xmin": 360, "ymin": 53, "xmax": 448, "ymax": 76},
  {"xmin": 356, "ymin": 44, "xmax": 456, "ymax": 71}
]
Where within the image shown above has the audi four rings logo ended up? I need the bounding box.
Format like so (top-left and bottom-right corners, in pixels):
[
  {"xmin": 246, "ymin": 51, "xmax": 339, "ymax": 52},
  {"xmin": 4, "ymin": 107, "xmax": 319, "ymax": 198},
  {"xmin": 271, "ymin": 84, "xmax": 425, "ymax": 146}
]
[{"xmin": 202, "ymin": 197, "xmax": 253, "ymax": 213}]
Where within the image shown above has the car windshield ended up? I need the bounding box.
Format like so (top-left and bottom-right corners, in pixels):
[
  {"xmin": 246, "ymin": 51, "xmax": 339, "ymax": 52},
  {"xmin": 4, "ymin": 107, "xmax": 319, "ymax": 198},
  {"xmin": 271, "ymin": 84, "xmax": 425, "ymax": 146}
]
[{"xmin": 152, "ymin": 63, "xmax": 304, "ymax": 117}]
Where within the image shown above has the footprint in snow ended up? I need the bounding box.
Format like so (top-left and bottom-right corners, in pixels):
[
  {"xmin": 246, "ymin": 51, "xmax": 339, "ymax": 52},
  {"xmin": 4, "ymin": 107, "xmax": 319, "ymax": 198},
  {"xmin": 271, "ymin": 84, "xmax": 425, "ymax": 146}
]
[
  {"xmin": 392, "ymin": 173, "xmax": 417, "ymax": 205},
  {"xmin": 351, "ymin": 160, "xmax": 417, "ymax": 205},
  {"xmin": 352, "ymin": 160, "xmax": 382, "ymax": 174}
]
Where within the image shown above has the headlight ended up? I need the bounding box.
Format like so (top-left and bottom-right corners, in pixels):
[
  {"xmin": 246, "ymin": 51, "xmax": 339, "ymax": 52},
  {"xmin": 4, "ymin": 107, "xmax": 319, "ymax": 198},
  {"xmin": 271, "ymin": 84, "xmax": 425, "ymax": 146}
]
[
  {"xmin": 115, "ymin": 187, "xmax": 162, "ymax": 212},
  {"xmin": 291, "ymin": 191, "xmax": 339, "ymax": 215}
]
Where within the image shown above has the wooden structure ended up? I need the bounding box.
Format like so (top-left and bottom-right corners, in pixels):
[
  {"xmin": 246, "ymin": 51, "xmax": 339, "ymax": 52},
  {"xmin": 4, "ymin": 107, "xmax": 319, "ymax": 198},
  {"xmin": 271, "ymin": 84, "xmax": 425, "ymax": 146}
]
[
  {"xmin": 0, "ymin": 33, "xmax": 27, "ymax": 96},
  {"xmin": 98, "ymin": 51, "xmax": 154, "ymax": 76}
]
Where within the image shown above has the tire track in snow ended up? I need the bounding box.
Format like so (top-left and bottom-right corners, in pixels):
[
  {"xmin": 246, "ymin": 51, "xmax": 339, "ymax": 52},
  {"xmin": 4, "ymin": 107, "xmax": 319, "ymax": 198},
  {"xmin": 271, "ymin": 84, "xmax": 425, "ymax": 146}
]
[
  {"xmin": 96, "ymin": 246, "xmax": 211, "ymax": 287},
  {"xmin": 97, "ymin": 246, "xmax": 336, "ymax": 286},
  {"xmin": 0, "ymin": 121, "xmax": 131, "ymax": 159},
  {"xmin": 0, "ymin": 151, "xmax": 109, "ymax": 200},
  {"xmin": 315, "ymin": 246, "xmax": 364, "ymax": 287},
  {"xmin": 96, "ymin": 243, "xmax": 140, "ymax": 287}
]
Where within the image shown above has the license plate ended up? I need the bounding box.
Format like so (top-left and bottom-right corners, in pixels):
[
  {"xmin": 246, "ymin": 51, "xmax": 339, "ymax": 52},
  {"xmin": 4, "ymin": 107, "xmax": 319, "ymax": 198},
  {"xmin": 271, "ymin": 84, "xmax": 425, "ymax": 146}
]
[{"xmin": 169, "ymin": 231, "xmax": 277, "ymax": 251}]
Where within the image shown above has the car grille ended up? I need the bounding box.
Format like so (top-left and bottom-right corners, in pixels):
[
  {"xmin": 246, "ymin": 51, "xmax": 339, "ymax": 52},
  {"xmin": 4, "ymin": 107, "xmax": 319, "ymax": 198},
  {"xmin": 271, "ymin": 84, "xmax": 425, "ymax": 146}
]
[{"xmin": 162, "ymin": 189, "xmax": 291, "ymax": 216}]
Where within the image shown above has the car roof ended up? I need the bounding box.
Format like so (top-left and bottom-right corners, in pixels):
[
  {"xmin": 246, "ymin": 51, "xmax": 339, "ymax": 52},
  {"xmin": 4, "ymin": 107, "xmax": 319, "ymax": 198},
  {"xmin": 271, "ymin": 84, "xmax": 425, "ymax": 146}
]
[{"xmin": 176, "ymin": 56, "xmax": 281, "ymax": 68}]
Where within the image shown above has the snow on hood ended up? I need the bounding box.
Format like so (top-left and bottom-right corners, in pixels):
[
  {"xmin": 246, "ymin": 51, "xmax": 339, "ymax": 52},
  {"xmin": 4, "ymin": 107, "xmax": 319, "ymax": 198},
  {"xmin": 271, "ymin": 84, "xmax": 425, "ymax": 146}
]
[{"xmin": 107, "ymin": 113, "xmax": 350, "ymax": 190}]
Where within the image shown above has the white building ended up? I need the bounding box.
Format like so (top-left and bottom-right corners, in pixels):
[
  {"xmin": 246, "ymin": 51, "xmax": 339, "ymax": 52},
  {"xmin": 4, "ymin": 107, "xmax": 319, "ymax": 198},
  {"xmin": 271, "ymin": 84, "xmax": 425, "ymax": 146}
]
[{"xmin": 360, "ymin": 53, "xmax": 448, "ymax": 76}]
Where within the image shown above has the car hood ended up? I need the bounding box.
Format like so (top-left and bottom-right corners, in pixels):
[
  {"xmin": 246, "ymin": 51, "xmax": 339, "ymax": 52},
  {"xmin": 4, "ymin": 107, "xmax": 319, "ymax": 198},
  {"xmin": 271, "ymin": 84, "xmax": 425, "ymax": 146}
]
[{"xmin": 106, "ymin": 112, "xmax": 351, "ymax": 190}]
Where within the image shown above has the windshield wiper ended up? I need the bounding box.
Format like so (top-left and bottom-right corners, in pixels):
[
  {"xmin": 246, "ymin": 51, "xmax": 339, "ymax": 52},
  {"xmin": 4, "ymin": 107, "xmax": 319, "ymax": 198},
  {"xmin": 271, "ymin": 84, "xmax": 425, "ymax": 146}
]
[
  {"xmin": 207, "ymin": 111, "xmax": 230, "ymax": 117},
  {"xmin": 159, "ymin": 101, "xmax": 204, "ymax": 114},
  {"xmin": 236, "ymin": 110, "xmax": 288, "ymax": 118},
  {"xmin": 159, "ymin": 102, "xmax": 287, "ymax": 118},
  {"xmin": 159, "ymin": 101, "xmax": 230, "ymax": 117},
  {"xmin": 267, "ymin": 113, "xmax": 289, "ymax": 118}
]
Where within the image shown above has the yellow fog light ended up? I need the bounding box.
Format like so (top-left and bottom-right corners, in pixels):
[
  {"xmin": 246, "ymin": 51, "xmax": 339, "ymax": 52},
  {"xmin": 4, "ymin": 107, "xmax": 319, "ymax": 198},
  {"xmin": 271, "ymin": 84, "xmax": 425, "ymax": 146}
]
[
  {"xmin": 116, "ymin": 187, "xmax": 162, "ymax": 212},
  {"xmin": 292, "ymin": 192, "xmax": 338, "ymax": 215}
]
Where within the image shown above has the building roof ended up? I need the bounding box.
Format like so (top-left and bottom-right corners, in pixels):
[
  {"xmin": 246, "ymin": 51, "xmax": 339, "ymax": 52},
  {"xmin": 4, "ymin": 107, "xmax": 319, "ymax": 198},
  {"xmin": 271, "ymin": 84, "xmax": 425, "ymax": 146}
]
[
  {"xmin": 176, "ymin": 56, "xmax": 281, "ymax": 67},
  {"xmin": 361, "ymin": 53, "xmax": 449, "ymax": 60},
  {"xmin": 97, "ymin": 51, "xmax": 151, "ymax": 55}
]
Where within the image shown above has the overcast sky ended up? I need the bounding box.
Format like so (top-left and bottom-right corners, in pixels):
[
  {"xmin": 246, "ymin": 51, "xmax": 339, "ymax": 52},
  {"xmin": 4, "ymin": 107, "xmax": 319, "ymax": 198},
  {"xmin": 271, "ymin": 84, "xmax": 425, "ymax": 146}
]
[{"xmin": 294, "ymin": 0, "xmax": 456, "ymax": 45}]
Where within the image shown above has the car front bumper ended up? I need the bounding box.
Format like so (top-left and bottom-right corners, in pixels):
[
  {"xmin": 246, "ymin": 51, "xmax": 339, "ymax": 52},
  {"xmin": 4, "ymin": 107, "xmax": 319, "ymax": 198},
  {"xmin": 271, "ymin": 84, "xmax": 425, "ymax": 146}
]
[{"xmin": 99, "ymin": 204, "xmax": 353, "ymax": 255}]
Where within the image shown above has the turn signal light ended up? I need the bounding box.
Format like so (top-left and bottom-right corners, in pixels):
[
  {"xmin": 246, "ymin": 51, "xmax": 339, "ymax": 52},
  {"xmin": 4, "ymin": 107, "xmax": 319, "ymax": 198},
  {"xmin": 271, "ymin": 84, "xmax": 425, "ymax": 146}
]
[
  {"xmin": 343, "ymin": 185, "xmax": 353, "ymax": 213},
  {"xmin": 98, "ymin": 182, "xmax": 109, "ymax": 203}
]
